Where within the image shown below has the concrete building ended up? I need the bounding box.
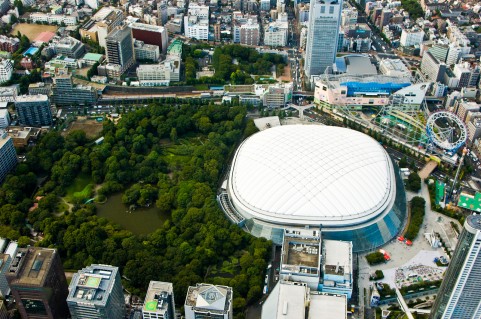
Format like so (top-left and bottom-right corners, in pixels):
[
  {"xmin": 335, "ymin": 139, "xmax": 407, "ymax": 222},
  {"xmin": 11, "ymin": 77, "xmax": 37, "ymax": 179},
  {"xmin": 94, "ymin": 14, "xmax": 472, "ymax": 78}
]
[
  {"xmin": 0, "ymin": 59, "xmax": 12, "ymax": 84},
  {"xmin": 320, "ymin": 240, "xmax": 353, "ymax": 298},
  {"xmin": 261, "ymin": 281, "xmax": 347, "ymax": 319},
  {"xmin": 134, "ymin": 40, "xmax": 160, "ymax": 62},
  {"xmin": 6, "ymin": 247, "xmax": 70, "ymax": 319},
  {"xmin": 184, "ymin": 3, "xmax": 209, "ymax": 40},
  {"xmin": 15, "ymin": 95, "xmax": 52, "ymax": 127},
  {"xmin": 430, "ymin": 215, "xmax": 481, "ymax": 319},
  {"xmin": 79, "ymin": 7, "xmax": 124, "ymax": 48},
  {"xmin": 0, "ymin": 109, "xmax": 9, "ymax": 128},
  {"xmin": 379, "ymin": 59, "xmax": 411, "ymax": 78},
  {"xmin": 28, "ymin": 82, "xmax": 51, "ymax": 96},
  {"xmin": 29, "ymin": 13, "xmax": 78, "ymax": 26},
  {"xmin": 304, "ymin": 0, "xmax": 342, "ymax": 78},
  {"xmin": 0, "ymin": 35, "xmax": 19, "ymax": 53},
  {"xmin": 280, "ymin": 229, "xmax": 321, "ymax": 290},
  {"xmin": 106, "ymin": 26, "xmax": 135, "ymax": 76},
  {"xmin": 400, "ymin": 29, "xmax": 424, "ymax": 47},
  {"xmin": 165, "ymin": 14, "xmax": 184, "ymax": 34},
  {"xmin": 67, "ymin": 264, "xmax": 125, "ymax": 319},
  {"xmin": 136, "ymin": 57, "xmax": 180, "ymax": 86},
  {"xmin": 184, "ymin": 284, "xmax": 232, "ymax": 319},
  {"xmin": 264, "ymin": 20, "xmax": 288, "ymax": 47},
  {"xmin": 52, "ymin": 73, "xmax": 98, "ymax": 106},
  {"xmin": 0, "ymin": 133, "xmax": 15, "ymax": 182},
  {"xmin": 344, "ymin": 25, "xmax": 372, "ymax": 53},
  {"xmin": 142, "ymin": 281, "xmax": 175, "ymax": 319},
  {"xmin": 129, "ymin": 23, "xmax": 168, "ymax": 53},
  {"xmin": 466, "ymin": 114, "xmax": 481, "ymax": 144},
  {"xmin": 233, "ymin": 13, "xmax": 260, "ymax": 46},
  {"xmin": 455, "ymin": 100, "xmax": 481, "ymax": 122},
  {"xmin": 261, "ymin": 83, "xmax": 293, "ymax": 108},
  {"xmin": 54, "ymin": 36, "xmax": 86, "ymax": 59},
  {"xmin": 421, "ymin": 51, "xmax": 446, "ymax": 82}
]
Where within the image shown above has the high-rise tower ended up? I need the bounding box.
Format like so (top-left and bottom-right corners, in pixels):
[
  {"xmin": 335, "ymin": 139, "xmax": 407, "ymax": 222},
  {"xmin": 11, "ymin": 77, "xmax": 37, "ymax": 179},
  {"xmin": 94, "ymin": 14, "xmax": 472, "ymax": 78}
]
[
  {"xmin": 430, "ymin": 214, "xmax": 481, "ymax": 319},
  {"xmin": 304, "ymin": 0, "xmax": 343, "ymax": 79}
]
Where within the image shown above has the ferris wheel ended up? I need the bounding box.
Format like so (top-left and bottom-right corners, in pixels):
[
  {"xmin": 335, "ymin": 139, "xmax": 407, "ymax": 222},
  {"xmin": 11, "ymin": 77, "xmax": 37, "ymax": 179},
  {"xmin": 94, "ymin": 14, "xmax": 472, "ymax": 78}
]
[{"xmin": 426, "ymin": 111, "xmax": 467, "ymax": 152}]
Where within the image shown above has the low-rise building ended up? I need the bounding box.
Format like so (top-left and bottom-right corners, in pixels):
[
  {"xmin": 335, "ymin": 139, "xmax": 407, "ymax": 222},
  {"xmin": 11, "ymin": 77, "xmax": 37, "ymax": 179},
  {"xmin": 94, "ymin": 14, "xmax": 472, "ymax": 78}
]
[
  {"xmin": 264, "ymin": 20, "xmax": 288, "ymax": 47},
  {"xmin": 6, "ymin": 126, "xmax": 40, "ymax": 147},
  {"xmin": 54, "ymin": 36, "xmax": 86, "ymax": 59},
  {"xmin": 28, "ymin": 82, "xmax": 52, "ymax": 96},
  {"xmin": 136, "ymin": 57, "xmax": 180, "ymax": 86},
  {"xmin": 379, "ymin": 59, "xmax": 411, "ymax": 78},
  {"xmin": 134, "ymin": 40, "xmax": 160, "ymax": 62},
  {"xmin": 320, "ymin": 240, "xmax": 353, "ymax": 298},
  {"xmin": 0, "ymin": 59, "xmax": 13, "ymax": 84},
  {"xmin": 262, "ymin": 83, "xmax": 293, "ymax": 108},
  {"xmin": 30, "ymin": 12, "xmax": 78, "ymax": 26},
  {"xmin": 0, "ymin": 35, "xmax": 19, "ymax": 53},
  {"xmin": 400, "ymin": 28, "xmax": 424, "ymax": 47}
]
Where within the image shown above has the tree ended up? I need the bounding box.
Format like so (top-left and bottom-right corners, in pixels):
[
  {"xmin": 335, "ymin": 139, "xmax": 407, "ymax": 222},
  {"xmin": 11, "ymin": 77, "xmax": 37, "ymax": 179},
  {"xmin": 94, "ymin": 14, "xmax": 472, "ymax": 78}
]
[
  {"xmin": 170, "ymin": 127, "xmax": 178, "ymax": 143},
  {"xmin": 407, "ymin": 172, "xmax": 421, "ymax": 192}
]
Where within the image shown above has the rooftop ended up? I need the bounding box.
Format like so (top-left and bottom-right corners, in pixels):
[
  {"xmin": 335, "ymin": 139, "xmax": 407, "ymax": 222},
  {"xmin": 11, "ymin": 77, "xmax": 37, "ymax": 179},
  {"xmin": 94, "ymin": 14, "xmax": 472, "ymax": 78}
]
[
  {"xmin": 185, "ymin": 283, "xmax": 232, "ymax": 313},
  {"xmin": 323, "ymin": 240, "xmax": 352, "ymax": 277},
  {"xmin": 6, "ymin": 247, "xmax": 57, "ymax": 287},
  {"xmin": 261, "ymin": 281, "xmax": 308, "ymax": 319},
  {"xmin": 281, "ymin": 230, "xmax": 321, "ymax": 275},
  {"xmin": 15, "ymin": 94, "xmax": 49, "ymax": 103},
  {"xmin": 82, "ymin": 53, "xmax": 103, "ymax": 62},
  {"xmin": 308, "ymin": 293, "xmax": 347, "ymax": 319},
  {"xmin": 0, "ymin": 133, "xmax": 12, "ymax": 149},
  {"xmin": 67, "ymin": 264, "xmax": 119, "ymax": 306},
  {"xmin": 467, "ymin": 214, "xmax": 481, "ymax": 231},
  {"xmin": 130, "ymin": 22, "xmax": 165, "ymax": 33},
  {"xmin": 143, "ymin": 281, "xmax": 173, "ymax": 314},
  {"xmin": 458, "ymin": 192, "xmax": 481, "ymax": 212}
]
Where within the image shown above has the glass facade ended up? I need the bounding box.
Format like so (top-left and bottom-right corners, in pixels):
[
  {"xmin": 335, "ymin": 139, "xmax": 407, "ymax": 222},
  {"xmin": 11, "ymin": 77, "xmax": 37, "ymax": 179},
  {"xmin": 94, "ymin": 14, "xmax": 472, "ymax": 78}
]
[{"xmin": 242, "ymin": 163, "xmax": 407, "ymax": 253}]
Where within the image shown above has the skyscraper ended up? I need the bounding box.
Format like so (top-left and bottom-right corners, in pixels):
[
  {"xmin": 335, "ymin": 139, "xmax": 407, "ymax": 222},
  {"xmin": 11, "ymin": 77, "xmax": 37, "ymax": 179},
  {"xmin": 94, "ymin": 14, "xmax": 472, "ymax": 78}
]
[
  {"xmin": 304, "ymin": 0, "xmax": 343, "ymax": 79},
  {"xmin": 6, "ymin": 247, "xmax": 70, "ymax": 319},
  {"xmin": 106, "ymin": 25, "xmax": 135, "ymax": 74},
  {"xmin": 67, "ymin": 264, "xmax": 126, "ymax": 319},
  {"xmin": 0, "ymin": 133, "xmax": 17, "ymax": 183},
  {"xmin": 430, "ymin": 214, "xmax": 481, "ymax": 319}
]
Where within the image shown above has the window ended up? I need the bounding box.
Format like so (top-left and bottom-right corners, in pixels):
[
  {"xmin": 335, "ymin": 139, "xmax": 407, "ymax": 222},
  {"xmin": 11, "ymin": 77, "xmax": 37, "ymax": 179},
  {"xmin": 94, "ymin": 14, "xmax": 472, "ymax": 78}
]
[
  {"xmin": 329, "ymin": 6, "xmax": 334, "ymax": 14},
  {"xmin": 321, "ymin": 6, "xmax": 325, "ymax": 13}
]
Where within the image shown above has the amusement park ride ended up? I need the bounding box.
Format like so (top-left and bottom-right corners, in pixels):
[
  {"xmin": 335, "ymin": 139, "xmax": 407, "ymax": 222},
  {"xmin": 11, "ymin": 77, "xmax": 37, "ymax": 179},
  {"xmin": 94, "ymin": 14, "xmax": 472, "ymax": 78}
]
[{"xmin": 336, "ymin": 94, "xmax": 468, "ymax": 164}]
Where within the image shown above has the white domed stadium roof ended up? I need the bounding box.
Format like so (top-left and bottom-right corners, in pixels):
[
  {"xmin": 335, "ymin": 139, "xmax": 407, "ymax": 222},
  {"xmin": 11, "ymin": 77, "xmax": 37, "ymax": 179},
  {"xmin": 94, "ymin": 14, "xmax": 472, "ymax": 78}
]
[{"xmin": 228, "ymin": 125, "xmax": 395, "ymax": 227}]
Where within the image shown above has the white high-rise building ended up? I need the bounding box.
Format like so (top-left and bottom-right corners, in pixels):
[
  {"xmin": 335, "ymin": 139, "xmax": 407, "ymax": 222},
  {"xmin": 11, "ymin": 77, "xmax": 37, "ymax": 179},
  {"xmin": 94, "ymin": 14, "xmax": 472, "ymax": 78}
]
[
  {"xmin": 430, "ymin": 215, "xmax": 481, "ymax": 319},
  {"xmin": 0, "ymin": 59, "xmax": 12, "ymax": 84},
  {"xmin": 304, "ymin": 0, "xmax": 342, "ymax": 79},
  {"xmin": 400, "ymin": 28, "xmax": 424, "ymax": 47}
]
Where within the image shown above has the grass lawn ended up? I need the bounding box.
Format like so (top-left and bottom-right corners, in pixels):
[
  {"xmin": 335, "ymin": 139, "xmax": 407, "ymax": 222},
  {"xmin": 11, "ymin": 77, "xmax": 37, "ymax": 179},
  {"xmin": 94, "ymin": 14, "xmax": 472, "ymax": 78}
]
[
  {"xmin": 161, "ymin": 137, "xmax": 206, "ymax": 168},
  {"xmin": 65, "ymin": 174, "xmax": 94, "ymax": 204}
]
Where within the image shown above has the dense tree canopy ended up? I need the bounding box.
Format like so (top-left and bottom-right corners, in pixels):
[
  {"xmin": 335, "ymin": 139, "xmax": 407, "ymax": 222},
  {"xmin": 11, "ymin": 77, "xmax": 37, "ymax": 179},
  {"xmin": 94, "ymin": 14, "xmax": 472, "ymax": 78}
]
[{"xmin": 0, "ymin": 102, "xmax": 270, "ymax": 317}]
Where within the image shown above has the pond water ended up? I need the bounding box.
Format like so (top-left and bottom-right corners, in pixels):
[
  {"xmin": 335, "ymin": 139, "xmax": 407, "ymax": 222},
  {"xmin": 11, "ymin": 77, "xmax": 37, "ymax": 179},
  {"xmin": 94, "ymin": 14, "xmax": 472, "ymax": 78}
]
[{"xmin": 96, "ymin": 193, "xmax": 168, "ymax": 234}]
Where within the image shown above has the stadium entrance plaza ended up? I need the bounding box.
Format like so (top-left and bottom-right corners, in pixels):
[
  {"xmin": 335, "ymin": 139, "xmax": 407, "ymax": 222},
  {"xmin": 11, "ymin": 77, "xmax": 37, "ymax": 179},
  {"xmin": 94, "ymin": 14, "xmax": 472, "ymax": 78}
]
[{"xmin": 357, "ymin": 182, "xmax": 462, "ymax": 304}]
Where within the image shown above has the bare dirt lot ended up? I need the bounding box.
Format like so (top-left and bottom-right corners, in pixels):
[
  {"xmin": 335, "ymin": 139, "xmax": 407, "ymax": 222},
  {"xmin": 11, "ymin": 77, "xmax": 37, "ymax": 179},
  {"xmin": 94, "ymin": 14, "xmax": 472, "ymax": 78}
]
[
  {"xmin": 11, "ymin": 23, "xmax": 58, "ymax": 40},
  {"xmin": 64, "ymin": 118, "xmax": 103, "ymax": 139}
]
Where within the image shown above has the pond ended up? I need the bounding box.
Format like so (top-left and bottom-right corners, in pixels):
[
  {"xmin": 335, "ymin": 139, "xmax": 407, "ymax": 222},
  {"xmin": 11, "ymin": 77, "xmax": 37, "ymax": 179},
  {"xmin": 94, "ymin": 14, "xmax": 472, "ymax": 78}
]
[{"xmin": 96, "ymin": 193, "xmax": 168, "ymax": 234}]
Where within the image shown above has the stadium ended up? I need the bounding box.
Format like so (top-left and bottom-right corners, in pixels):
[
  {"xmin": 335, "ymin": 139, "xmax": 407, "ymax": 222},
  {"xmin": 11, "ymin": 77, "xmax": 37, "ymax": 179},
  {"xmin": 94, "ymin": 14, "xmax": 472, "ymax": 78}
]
[{"xmin": 219, "ymin": 125, "xmax": 407, "ymax": 252}]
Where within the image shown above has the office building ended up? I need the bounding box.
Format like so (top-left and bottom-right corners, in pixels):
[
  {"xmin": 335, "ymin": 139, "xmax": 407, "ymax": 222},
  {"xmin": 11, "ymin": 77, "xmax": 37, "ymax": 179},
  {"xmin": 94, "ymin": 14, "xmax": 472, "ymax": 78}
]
[
  {"xmin": 54, "ymin": 36, "xmax": 86, "ymax": 59},
  {"xmin": 136, "ymin": 58, "xmax": 180, "ymax": 86},
  {"xmin": 28, "ymin": 82, "xmax": 52, "ymax": 96},
  {"xmin": 455, "ymin": 100, "xmax": 481, "ymax": 122},
  {"xmin": 0, "ymin": 59, "xmax": 12, "ymax": 84},
  {"xmin": 80, "ymin": 7, "xmax": 124, "ymax": 48},
  {"xmin": 304, "ymin": 0, "xmax": 342, "ymax": 78},
  {"xmin": 280, "ymin": 229, "xmax": 321, "ymax": 290},
  {"xmin": 264, "ymin": 20, "xmax": 288, "ymax": 47},
  {"xmin": 106, "ymin": 26, "xmax": 135, "ymax": 75},
  {"xmin": 142, "ymin": 281, "xmax": 175, "ymax": 319},
  {"xmin": 165, "ymin": 14, "xmax": 184, "ymax": 34},
  {"xmin": 0, "ymin": 254, "xmax": 10, "ymax": 297},
  {"xmin": 320, "ymin": 240, "xmax": 353, "ymax": 298},
  {"xmin": 261, "ymin": 281, "xmax": 347, "ymax": 319},
  {"xmin": 15, "ymin": 95, "xmax": 52, "ymax": 127},
  {"xmin": 184, "ymin": 3, "xmax": 209, "ymax": 40},
  {"xmin": 52, "ymin": 73, "xmax": 98, "ymax": 106},
  {"xmin": 134, "ymin": 40, "xmax": 160, "ymax": 62},
  {"xmin": 184, "ymin": 284, "xmax": 232, "ymax": 319},
  {"xmin": 0, "ymin": 134, "xmax": 15, "ymax": 182},
  {"xmin": 67, "ymin": 264, "xmax": 125, "ymax": 319},
  {"xmin": 130, "ymin": 23, "xmax": 168, "ymax": 53},
  {"xmin": 0, "ymin": 109, "xmax": 9, "ymax": 128},
  {"xmin": 261, "ymin": 83, "xmax": 293, "ymax": 108},
  {"xmin": 400, "ymin": 29, "xmax": 424, "ymax": 47},
  {"xmin": 466, "ymin": 114, "xmax": 481, "ymax": 144},
  {"xmin": 430, "ymin": 215, "xmax": 481, "ymax": 319},
  {"xmin": 421, "ymin": 51, "xmax": 447, "ymax": 82},
  {"xmin": 233, "ymin": 13, "xmax": 260, "ymax": 46},
  {"xmin": 6, "ymin": 247, "xmax": 70, "ymax": 319},
  {"xmin": 343, "ymin": 25, "xmax": 372, "ymax": 52}
]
